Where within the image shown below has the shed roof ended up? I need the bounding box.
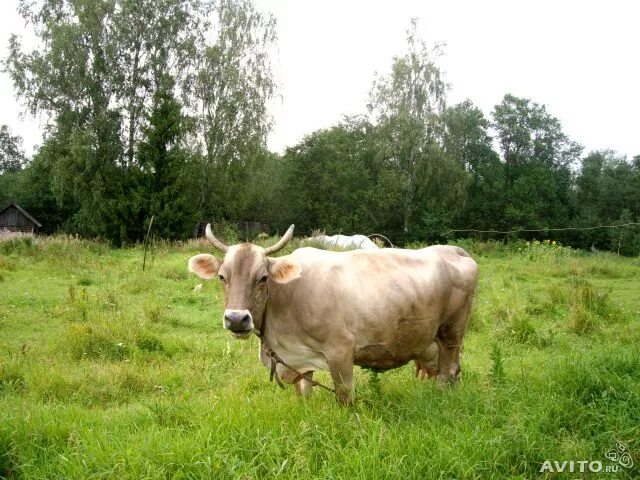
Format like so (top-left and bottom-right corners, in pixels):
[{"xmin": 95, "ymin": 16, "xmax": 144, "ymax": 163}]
[{"xmin": 0, "ymin": 202, "xmax": 43, "ymax": 227}]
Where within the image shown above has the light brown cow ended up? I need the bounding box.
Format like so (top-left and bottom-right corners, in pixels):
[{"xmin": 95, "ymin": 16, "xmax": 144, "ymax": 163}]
[{"xmin": 188, "ymin": 224, "xmax": 478, "ymax": 404}]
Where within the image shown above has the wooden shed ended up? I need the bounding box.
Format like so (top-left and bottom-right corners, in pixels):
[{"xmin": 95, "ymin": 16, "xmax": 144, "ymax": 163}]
[{"xmin": 0, "ymin": 203, "xmax": 42, "ymax": 234}]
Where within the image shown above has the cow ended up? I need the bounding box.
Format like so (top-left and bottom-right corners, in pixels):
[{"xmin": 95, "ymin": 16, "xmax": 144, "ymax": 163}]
[
  {"xmin": 303, "ymin": 234, "xmax": 380, "ymax": 250},
  {"xmin": 188, "ymin": 224, "xmax": 478, "ymax": 404}
]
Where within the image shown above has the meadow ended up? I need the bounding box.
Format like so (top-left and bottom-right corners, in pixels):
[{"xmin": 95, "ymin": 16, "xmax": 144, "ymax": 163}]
[{"xmin": 0, "ymin": 235, "xmax": 638, "ymax": 479}]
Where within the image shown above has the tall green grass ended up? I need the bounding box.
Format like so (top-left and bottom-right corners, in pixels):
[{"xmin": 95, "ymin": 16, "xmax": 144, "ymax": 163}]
[{"xmin": 0, "ymin": 236, "xmax": 638, "ymax": 478}]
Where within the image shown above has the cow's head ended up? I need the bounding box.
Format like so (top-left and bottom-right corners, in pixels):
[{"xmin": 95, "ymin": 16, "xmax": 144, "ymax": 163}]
[{"xmin": 188, "ymin": 224, "xmax": 301, "ymax": 338}]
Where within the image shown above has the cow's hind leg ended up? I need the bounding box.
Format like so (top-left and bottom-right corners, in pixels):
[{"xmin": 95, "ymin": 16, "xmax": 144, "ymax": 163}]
[{"xmin": 437, "ymin": 297, "xmax": 473, "ymax": 385}]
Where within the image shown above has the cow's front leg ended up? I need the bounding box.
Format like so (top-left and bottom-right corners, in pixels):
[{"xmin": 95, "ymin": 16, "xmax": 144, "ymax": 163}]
[
  {"xmin": 326, "ymin": 352, "xmax": 353, "ymax": 404},
  {"xmin": 294, "ymin": 372, "xmax": 314, "ymax": 399},
  {"xmin": 326, "ymin": 334, "xmax": 355, "ymax": 405},
  {"xmin": 328, "ymin": 359, "xmax": 354, "ymax": 405}
]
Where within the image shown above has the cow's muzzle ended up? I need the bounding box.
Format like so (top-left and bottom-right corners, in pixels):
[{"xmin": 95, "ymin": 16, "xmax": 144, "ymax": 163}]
[{"xmin": 223, "ymin": 309, "xmax": 253, "ymax": 338}]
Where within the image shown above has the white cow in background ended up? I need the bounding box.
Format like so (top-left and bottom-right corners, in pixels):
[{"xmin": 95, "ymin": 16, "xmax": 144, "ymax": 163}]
[{"xmin": 305, "ymin": 234, "xmax": 380, "ymax": 250}]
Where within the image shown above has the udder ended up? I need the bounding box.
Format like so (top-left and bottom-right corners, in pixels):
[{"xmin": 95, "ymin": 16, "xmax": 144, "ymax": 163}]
[{"xmin": 414, "ymin": 341, "xmax": 439, "ymax": 380}]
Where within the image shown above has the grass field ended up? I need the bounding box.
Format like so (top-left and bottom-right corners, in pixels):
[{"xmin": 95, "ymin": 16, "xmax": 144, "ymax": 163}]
[{"xmin": 0, "ymin": 235, "xmax": 638, "ymax": 479}]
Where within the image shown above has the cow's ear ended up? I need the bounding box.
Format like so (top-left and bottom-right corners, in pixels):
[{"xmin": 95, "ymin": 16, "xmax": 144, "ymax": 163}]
[
  {"xmin": 188, "ymin": 254, "xmax": 221, "ymax": 280},
  {"xmin": 268, "ymin": 258, "xmax": 302, "ymax": 284}
]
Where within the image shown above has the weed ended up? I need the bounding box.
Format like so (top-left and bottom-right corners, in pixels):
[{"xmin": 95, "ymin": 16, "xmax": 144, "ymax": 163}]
[
  {"xmin": 547, "ymin": 283, "xmax": 568, "ymax": 305},
  {"xmin": 126, "ymin": 275, "xmax": 155, "ymax": 294},
  {"xmin": 101, "ymin": 289, "xmax": 120, "ymax": 311},
  {"xmin": 489, "ymin": 343, "xmax": 505, "ymax": 385},
  {"xmin": 520, "ymin": 239, "xmax": 574, "ymax": 260},
  {"xmin": 65, "ymin": 322, "xmax": 132, "ymax": 361},
  {"xmin": 135, "ymin": 332, "xmax": 165, "ymax": 353},
  {"xmin": 0, "ymin": 360, "xmax": 26, "ymax": 394},
  {"xmin": 58, "ymin": 285, "xmax": 91, "ymax": 323},
  {"xmin": 146, "ymin": 398, "xmax": 195, "ymax": 428},
  {"xmin": 467, "ymin": 308, "xmax": 486, "ymax": 332},
  {"xmin": 506, "ymin": 314, "xmax": 537, "ymax": 344},
  {"xmin": 566, "ymin": 275, "xmax": 626, "ymax": 330},
  {"xmin": 0, "ymin": 236, "xmax": 36, "ymax": 256},
  {"xmin": 363, "ymin": 368, "xmax": 382, "ymax": 399},
  {"xmin": 0, "ymin": 256, "xmax": 16, "ymax": 271},
  {"xmin": 77, "ymin": 275, "xmax": 93, "ymax": 286},
  {"xmin": 159, "ymin": 265, "xmax": 188, "ymax": 280},
  {"xmin": 143, "ymin": 302, "xmax": 164, "ymax": 323},
  {"xmin": 451, "ymin": 238, "xmax": 508, "ymax": 256},
  {"xmin": 570, "ymin": 304, "xmax": 595, "ymax": 334}
]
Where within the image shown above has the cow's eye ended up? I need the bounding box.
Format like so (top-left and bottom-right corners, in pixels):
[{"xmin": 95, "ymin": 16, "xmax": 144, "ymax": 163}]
[
  {"xmin": 259, "ymin": 275, "xmax": 268, "ymax": 284},
  {"xmin": 218, "ymin": 274, "xmax": 226, "ymax": 282}
]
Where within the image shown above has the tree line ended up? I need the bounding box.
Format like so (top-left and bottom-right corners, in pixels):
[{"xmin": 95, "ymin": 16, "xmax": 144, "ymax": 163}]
[{"xmin": 1, "ymin": 3, "xmax": 639, "ymax": 254}]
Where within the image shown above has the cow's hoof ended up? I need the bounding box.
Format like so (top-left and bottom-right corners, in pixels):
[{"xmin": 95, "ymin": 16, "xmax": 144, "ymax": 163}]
[{"xmin": 335, "ymin": 389, "xmax": 354, "ymax": 406}]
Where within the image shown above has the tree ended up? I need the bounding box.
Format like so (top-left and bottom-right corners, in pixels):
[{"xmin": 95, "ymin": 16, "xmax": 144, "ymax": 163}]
[
  {"xmin": 281, "ymin": 118, "xmax": 376, "ymax": 235},
  {"xmin": 7, "ymin": 0, "xmax": 165, "ymax": 241},
  {"xmin": 136, "ymin": 76, "xmax": 200, "ymax": 239},
  {"xmin": 0, "ymin": 124, "xmax": 26, "ymax": 174},
  {"xmin": 492, "ymin": 94, "xmax": 582, "ymax": 231},
  {"xmin": 442, "ymin": 101, "xmax": 504, "ymax": 232},
  {"xmin": 443, "ymin": 100, "xmax": 495, "ymax": 172},
  {"xmin": 574, "ymin": 150, "xmax": 639, "ymax": 251},
  {"xmin": 6, "ymin": 0, "xmax": 277, "ymax": 242},
  {"xmin": 193, "ymin": 0, "xmax": 277, "ymax": 218},
  {"xmin": 368, "ymin": 19, "xmax": 467, "ymax": 237}
]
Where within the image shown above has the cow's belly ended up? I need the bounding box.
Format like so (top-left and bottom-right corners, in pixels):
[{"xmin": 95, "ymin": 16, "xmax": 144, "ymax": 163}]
[
  {"xmin": 352, "ymin": 315, "xmax": 440, "ymax": 370},
  {"xmin": 354, "ymin": 343, "xmax": 413, "ymax": 370}
]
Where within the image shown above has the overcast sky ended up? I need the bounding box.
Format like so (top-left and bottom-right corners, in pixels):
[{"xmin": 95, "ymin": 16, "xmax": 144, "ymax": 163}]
[{"xmin": 2, "ymin": 0, "xmax": 639, "ymax": 159}]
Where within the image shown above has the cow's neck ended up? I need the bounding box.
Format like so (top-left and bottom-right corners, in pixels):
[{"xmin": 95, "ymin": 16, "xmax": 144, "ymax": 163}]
[{"xmin": 254, "ymin": 283, "xmax": 292, "ymax": 347}]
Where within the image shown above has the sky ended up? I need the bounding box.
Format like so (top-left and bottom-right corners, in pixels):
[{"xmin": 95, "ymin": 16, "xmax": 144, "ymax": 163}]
[{"xmin": 1, "ymin": 0, "xmax": 639, "ymax": 158}]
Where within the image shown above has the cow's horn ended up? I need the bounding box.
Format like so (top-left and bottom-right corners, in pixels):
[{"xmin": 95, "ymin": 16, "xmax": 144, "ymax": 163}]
[
  {"xmin": 205, "ymin": 224, "xmax": 229, "ymax": 253},
  {"xmin": 264, "ymin": 224, "xmax": 295, "ymax": 255}
]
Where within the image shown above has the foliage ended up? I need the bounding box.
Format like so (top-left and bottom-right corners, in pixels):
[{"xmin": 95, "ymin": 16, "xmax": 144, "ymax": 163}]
[
  {"xmin": 280, "ymin": 118, "xmax": 377, "ymax": 235},
  {"xmin": 0, "ymin": 125, "xmax": 28, "ymax": 207},
  {"xmin": 0, "ymin": 124, "xmax": 26, "ymax": 174},
  {"xmin": 491, "ymin": 94, "xmax": 581, "ymax": 230},
  {"xmin": 519, "ymin": 239, "xmax": 574, "ymax": 260},
  {"xmin": 573, "ymin": 151, "xmax": 640, "ymax": 253},
  {"xmin": 443, "ymin": 100, "xmax": 505, "ymax": 230},
  {"xmin": 368, "ymin": 19, "xmax": 468, "ymax": 236},
  {"xmin": 5, "ymin": 0, "xmax": 276, "ymax": 244},
  {"xmin": 193, "ymin": 0, "xmax": 277, "ymax": 222},
  {"xmin": 135, "ymin": 77, "xmax": 200, "ymax": 240}
]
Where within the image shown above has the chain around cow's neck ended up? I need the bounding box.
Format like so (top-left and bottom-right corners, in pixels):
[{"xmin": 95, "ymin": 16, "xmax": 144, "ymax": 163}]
[{"xmin": 255, "ymin": 282, "xmax": 269, "ymax": 339}]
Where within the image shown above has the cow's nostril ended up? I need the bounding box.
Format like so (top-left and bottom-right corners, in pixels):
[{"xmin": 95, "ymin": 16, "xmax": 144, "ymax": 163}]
[{"xmin": 224, "ymin": 310, "xmax": 253, "ymax": 331}]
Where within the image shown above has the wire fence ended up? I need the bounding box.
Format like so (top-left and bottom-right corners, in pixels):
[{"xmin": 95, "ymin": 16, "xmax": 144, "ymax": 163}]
[{"xmin": 441, "ymin": 222, "xmax": 640, "ymax": 237}]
